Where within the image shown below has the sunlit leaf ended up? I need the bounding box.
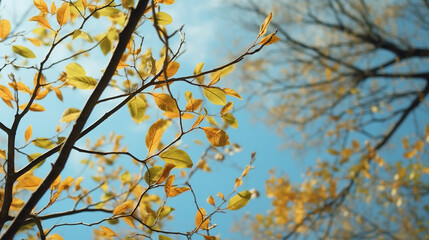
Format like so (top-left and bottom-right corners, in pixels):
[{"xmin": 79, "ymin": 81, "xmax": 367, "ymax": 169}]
[
  {"xmin": 150, "ymin": 12, "xmax": 173, "ymax": 26},
  {"xmin": 185, "ymin": 99, "xmax": 203, "ymax": 112},
  {"xmin": 156, "ymin": 0, "xmax": 175, "ymax": 4},
  {"xmin": 68, "ymin": 76, "xmax": 97, "ymax": 89},
  {"xmin": 194, "ymin": 62, "xmax": 204, "ymax": 84},
  {"xmin": 207, "ymin": 195, "xmax": 215, "ymax": 206},
  {"xmin": 223, "ymin": 88, "xmax": 242, "ymax": 100},
  {"xmin": 113, "ymin": 200, "xmax": 133, "ymax": 215},
  {"xmin": 146, "ymin": 119, "xmax": 171, "ymax": 154},
  {"xmin": 158, "ymin": 61, "xmax": 180, "ymax": 80},
  {"xmin": 201, "ymin": 127, "xmax": 230, "ymax": 147},
  {"xmin": 29, "ymin": 16, "xmax": 53, "ymax": 30},
  {"xmin": 24, "ymin": 125, "xmax": 32, "ymax": 143},
  {"xmin": 0, "ymin": 85, "xmax": 14, "ymax": 101},
  {"xmin": 222, "ymin": 113, "xmax": 238, "ymax": 128},
  {"xmin": 144, "ymin": 165, "xmax": 163, "ymax": 185},
  {"xmin": 33, "ymin": 138, "xmax": 55, "ymax": 149},
  {"xmin": 60, "ymin": 108, "xmax": 81, "ymax": 123},
  {"xmin": 56, "ymin": 3, "xmax": 70, "ymax": 26},
  {"xmin": 259, "ymin": 12, "xmax": 273, "ymax": 36},
  {"xmin": 192, "ymin": 114, "xmax": 205, "ymax": 129},
  {"xmin": 227, "ymin": 190, "xmax": 251, "ymax": 210},
  {"xmin": 195, "ymin": 207, "xmax": 210, "ymax": 230},
  {"xmin": 258, "ymin": 33, "xmax": 280, "ymax": 45},
  {"xmin": 16, "ymin": 175, "xmax": 43, "ymax": 191},
  {"xmin": 33, "ymin": 0, "xmax": 49, "ymax": 13},
  {"xmin": 127, "ymin": 94, "xmax": 147, "ymax": 123},
  {"xmin": 159, "ymin": 149, "xmax": 193, "ymax": 168},
  {"xmin": 0, "ymin": 19, "xmax": 11, "ymax": 39},
  {"xmin": 50, "ymin": 1, "xmax": 56, "ymax": 14},
  {"xmin": 12, "ymin": 45, "xmax": 36, "ymax": 58},
  {"xmin": 100, "ymin": 37, "xmax": 111, "ymax": 55},
  {"xmin": 46, "ymin": 233, "xmax": 64, "ymax": 240},
  {"xmin": 18, "ymin": 102, "xmax": 45, "ymax": 112},
  {"xmin": 156, "ymin": 163, "xmax": 175, "ymax": 184},
  {"xmin": 122, "ymin": 0, "xmax": 135, "ymax": 9},
  {"xmin": 203, "ymin": 87, "xmax": 226, "ymax": 105},
  {"xmin": 66, "ymin": 62, "xmax": 86, "ymax": 77},
  {"xmin": 221, "ymin": 101, "xmax": 233, "ymax": 114},
  {"xmin": 151, "ymin": 93, "xmax": 178, "ymax": 113}
]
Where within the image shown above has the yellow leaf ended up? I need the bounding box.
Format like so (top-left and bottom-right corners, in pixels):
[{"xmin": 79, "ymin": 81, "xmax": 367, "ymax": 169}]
[
  {"xmin": 164, "ymin": 174, "xmax": 174, "ymax": 195},
  {"xmin": 159, "ymin": 235, "xmax": 173, "ymax": 240},
  {"xmin": 127, "ymin": 94, "xmax": 148, "ymax": 124},
  {"xmin": 0, "ymin": 149, "xmax": 6, "ymax": 159},
  {"xmin": 327, "ymin": 148, "xmax": 339, "ymax": 155},
  {"xmin": 203, "ymin": 235, "xmax": 217, "ymax": 240},
  {"xmin": 203, "ymin": 87, "xmax": 226, "ymax": 105},
  {"xmin": 122, "ymin": 0, "xmax": 135, "ymax": 9},
  {"xmin": 46, "ymin": 233, "xmax": 64, "ymax": 240},
  {"xmin": 29, "ymin": 16, "xmax": 53, "ymax": 30},
  {"xmin": 50, "ymin": 175, "xmax": 61, "ymax": 190},
  {"xmin": 258, "ymin": 33, "xmax": 280, "ymax": 45},
  {"xmin": 99, "ymin": 226, "xmax": 117, "ymax": 237},
  {"xmin": 227, "ymin": 190, "xmax": 251, "ymax": 210},
  {"xmin": 68, "ymin": 76, "xmax": 97, "ymax": 89},
  {"xmin": 151, "ymin": 93, "xmax": 178, "ymax": 113},
  {"xmin": 185, "ymin": 99, "xmax": 203, "ymax": 112},
  {"xmin": 195, "ymin": 208, "xmax": 210, "ymax": 230},
  {"xmin": 28, "ymin": 37, "xmax": 42, "ymax": 46},
  {"xmin": 222, "ymin": 113, "xmax": 238, "ymax": 129},
  {"xmin": 0, "ymin": 85, "xmax": 14, "ymax": 101},
  {"xmin": 259, "ymin": 12, "xmax": 272, "ymax": 36},
  {"xmin": 8, "ymin": 81, "xmax": 31, "ymax": 94},
  {"xmin": 403, "ymin": 149, "xmax": 417, "ymax": 159},
  {"xmin": 10, "ymin": 198, "xmax": 25, "ymax": 211},
  {"xmin": 156, "ymin": 163, "xmax": 175, "ymax": 184},
  {"xmin": 217, "ymin": 192, "xmax": 225, "ymax": 201},
  {"xmin": 56, "ymin": 3, "xmax": 70, "ymax": 26},
  {"xmin": 25, "ymin": 125, "xmax": 32, "ymax": 143},
  {"xmin": 422, "ymin": 167, "xmax": 429, "ymax": 174},
  {"xmin": 150, "ymin": 12, "xmax": 173, "ymax": 26},
  {"xmin": 201, "ymin": 127, "xmax": 230, "ymax": 147},
  {"xmin": 58, "ymin": 176, "xmax": 74, "ymax": 192},
  {"xmin": 156, "ymin": 0, "xmax": 175, "ymax": 4},
  {"xmin": 66, "ymin": 62, "xmax": 86, "ymax": 77},
  {"xmin": 159, "ymin": 149, "xmax": 193, "ymax": 168},
  {"xmin": 425, "ymin": 125, "xmax": 429, "ymax": 143},
  {"xmin": 113, "ymin": 200, "xmax": 133, "ymax": 215},
  {"xmin": 0, "ymin": 19, "xmax": 11, "ymax": 39},
  {"xmin": 158, "ymin": 61, "xmax": 180, "ymax": 80},
  {"xmin": 74, "ymin": 176, "xmax": 84, "ymax": 191},
  {"xmin": 146, "ymin": 119, "xmax": 171, "ymax": 155},
  {"xmin": 19, "ymin": 102, "xmax": 45, "ymax": 112},
  {"xmin": 16, "ymin": 175, "xmax": 43, "ymax": 191},
  {"xmin": 34, "ymin": 87, "xmax": 50, "ymax": 100},
  {"xmin": 325, "ymin": 68, "xmax": 332, "ymax": 81},
  {"xmin": 144, "ymin": 165, "xmax": 163, "ymax": 185},
  {"xmin": 207, "ymin": 195, "xmax": 215, "ymax": 206},
  {"xmin": 209, "ymin": 70, "xmax": 222, "ymax": 86},
  {"xmin": 234, "ymin": 177, "xmax": 242, "ymax": 189},
  {"xmin": 168, "ymin": 186, "xmax": 190, "ymax": 197},
  {"xmin": 33, "ymin": 0, "xmax": 49, "ymax": 13},
  {"xmin": 60, "ymin": 108, "xmax": 81, "ymax": 123},
  {"xmin": 193, "ymin": 62, "xmax": 204, "ymax": 84},
  {"xmin": 223, "ymin": 88, "xmax": 242, "ymax": 100},
  {"xmin": 192, "ymin": 114, "xmax": 205, "ymax": 129},
  {"xmin": 100, "ymin": 37, "xmax": 111, "ymax": 55},
  {"xmin": 121, "ymin": 216, "xmax": 137, "ymax": 228},
  {"xmin": 12, "ymin": 45, "xmax": 36, "ymax": 58}
]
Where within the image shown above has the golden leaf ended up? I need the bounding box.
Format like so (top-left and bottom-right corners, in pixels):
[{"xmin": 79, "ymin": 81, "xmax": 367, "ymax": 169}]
[
  {"xmin": 50, "ymin": 1, "xmax": 56, "ymax": 14},
  {"xmin": 29, "ymin": 16, "xmax": 53, "ymax": 30},
  {"xmin": 195, "ymin": 208, "xmax": 210, "ymax": 230},
  {"xmin": 158, "ymin": 61, "xmax": 180, "ymax": 80},
  {"xmin": 203, "ymin": 87, "xmax": 226, "ymax": 105},
  {"xmin": 0, "ymin": 85, "xmax": 14, "ymax": 101},
  {"xmin": 46, "ymin": 233, "xmax": 64, "ymax": 240},
  {"xmin": 258, "ymin": 33, "xmax": 280, "ymax": 45},
  {"xmin": 223, "ymin": 88, "xmax": 242, "ymax": 100},
  {"xmin": 193, "ymin": 62, "xmax": 205, "ymax": 84},
  {"xmin": 16, "ymin": 175, "xmax": 43, "ymax": 191},
  {"xmin": 127, "ymin": 94, "xmax": 148, "ymax": 124},
  {"xmin": 56, "ymin": 3, "xmax": 70, "ymax": 26},
  {"xmin": 151, "ymin": 93, "xmax": 178, "ymax": 113},
  {"xmin": 156, "ymin": 163, "xmax": 175, "ymax": 184},
  {"xmin": 201, "ymin": 127, "xmax": 230, "ymax": 147},
  {"xmin": 159, "ymin": 149, "xmax": 193, "ymax": 168},
  {"xmin": 149, "ymin": 12, "xmax": 173, "ymax": 26},
  {"xmin": 60, "ymin": 108, "xmax": 81, "ymax": 123},
  {"xmin": 192, "ymin": 114, "xmax": 205, "ymax": 129},
  {"xmin": 207, "ymin": 195, "xmax": 215, "ymax": 206},
  {"xmin": 259, "ymin": 12, "xmax": 273, "ymax": 36},
  {"xmin": 156, "ymin": 0, "xmax": 175, "ymax": 4},
  {"xmin": 113, "ymin": 200, "xmax": 133, "ymax": 215},
  {"xmin": 227, "ymin": 190, "xmax": 251, "ymax": 210},
  {"xmin": 12, "ymin": 45, "xmax": 36, "ymax": 58},
  {"xmin": 24, "ymin": 125, "xmax": 32, "ymax": 143},
  {"xmin": 33, "ymin": 0, "xmax": 49, "ymax": 13},
  {"xmin": 185, "ymin": 99, "xmax": 203, "ymax": 112},
  {"xmin": 146, "ymin": 119, "xmax": 171, "ymax": 155},
  {"xmin": 0, "ymin": 19, "xmax": 11, "ymax": 39},
  {"xmin": 220, "ymin": 101, "xmax": 233, "ymax": 115}
]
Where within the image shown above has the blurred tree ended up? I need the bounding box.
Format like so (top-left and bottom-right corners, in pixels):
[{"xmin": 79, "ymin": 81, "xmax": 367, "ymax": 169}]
[
  {"xmin": 235, "ymin": 0, "xmax": 429, "ymax": 239},
  {"xmin": 0, "ymin": 0, "xmax": 278, "ymax": 239}
]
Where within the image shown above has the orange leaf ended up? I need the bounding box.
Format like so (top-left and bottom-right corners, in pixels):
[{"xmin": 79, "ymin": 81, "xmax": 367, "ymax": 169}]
[
  {"xmin": 207, "ymin": 195, "xmax": 215, "ymax": 206},
  {"xmin": 151, "ymin": 93, "xmax": 178, "ymax": 113},
  {"xmin": 0, "ymin": 19, "xmax": 11, "ymax": 39},
  {"xmin": 19, "ymin": 102, "xmax": 46, "ymax": 112},
  {"xmin": 145, "ymin": 119, "xmax": 171, "ymax": 155},
  {"xmin": 157, "ymin": 61, "xmax": 180, "ymax": 80},
  {"xmin": 33, "ymin": 0, "xmax": 49, "ymax": 13},
  {"xmin": 24, "ymin": 125, "xmax": 32, "ymax": 142},
  {"xmin": 185, "ymin": 99, "xmax": 203, "ymax": 112},
  {"xmin": 29, "ymin": 16, "xmax": 53, "ymax": 30},
  {"xmin": 56, "ymin": 3, "xmax": 70, "ymax": 26},
  {"xmin": 223, "ymin": 88, "xmax": 242, "ymax": 100},
  {"xmin": 0, "ymin": 85, "xmax": 14, "ymax": 101},
  {"xmin": 156, "ymin": 163, "xmax": 175, "ymax": 184},
  {"xmin": 201, "ymin": 127, "xmax": 230, "ymax": 147},
  {"xmin": 195, "ymin": 208, "xmax": 210, "ymax": 230},
  {"xmin": 113, "ymin": 200, "xmax": 133, "ymax": 215}
]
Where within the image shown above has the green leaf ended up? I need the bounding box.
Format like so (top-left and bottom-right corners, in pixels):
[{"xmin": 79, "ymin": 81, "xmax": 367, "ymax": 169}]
[
  {"xmin": 12, "ymin": 45, "xmax": 36, "ymax": 58},
  {"xmin": 203, "ymin": 87, "xmax": 226, "ymax": 105},
  {"xmin": 222, "ymin": 113, "xmax": 238, "ymax": 128},
  {"xmin": 144, "ymin": 165, "xmax": 163, "ymax": 185},
  {"xmin": 68, "ymin": 76, "xmax": 97, "ymax": 89},
  {"xmin": 66, "ymin": 62, "xmax": 86, "ymax": 77},
  {"xmin": 227, "ymin": 190, "xmax": 251, "ymax": 210},
  {"xmin": 32, "ymin": 138, "xmax": 55, "ymax": 149},
  {"xmin": 60, "ymin": 108, "xmax": 81, "ymax": 122},
  {"xmin": 127, "ymin": 94, "xmax": 148, "ymax": 123},
  {"xmin": 159, "ymin": 149, "xmax": 193, "ymax": 168}
]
